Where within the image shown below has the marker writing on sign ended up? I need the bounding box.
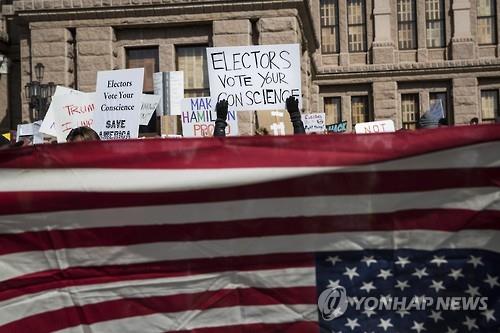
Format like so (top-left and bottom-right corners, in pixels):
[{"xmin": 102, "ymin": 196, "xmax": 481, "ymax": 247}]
[{"xmin": 210, "ymin": 50, "xmax": 292, "ymax": 71}]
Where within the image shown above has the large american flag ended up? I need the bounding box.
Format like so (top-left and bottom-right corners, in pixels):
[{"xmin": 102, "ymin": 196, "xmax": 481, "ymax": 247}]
[{"xmin": 0, "ymin": 125, "xmax": 499, "ymax": 333}]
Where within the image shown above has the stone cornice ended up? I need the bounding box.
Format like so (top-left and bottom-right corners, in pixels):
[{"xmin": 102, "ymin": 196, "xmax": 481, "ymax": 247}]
[{"xmin": 314, "ymin": 57, "xmax": 500, "ymax": 82}]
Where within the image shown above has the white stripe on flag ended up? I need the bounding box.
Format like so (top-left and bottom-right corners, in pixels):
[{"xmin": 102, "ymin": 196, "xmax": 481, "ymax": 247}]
[
  {"xmin": 0, "ymin": 267, "xmax": 315, "ymax": 326},
  {"xmin": 0, "ymin": 141, "xmax": 499, "ymax": 193},
  {"xmin": 1, "ymin": 229, "xmax": 500, "ymax": 282},
  {"xmin": 52, "ymin": 304, "xmax": 318, "ymax": 333},
  {"xmin": 1, "ymin": 187, "xmax": 499, "ymax": 234}
]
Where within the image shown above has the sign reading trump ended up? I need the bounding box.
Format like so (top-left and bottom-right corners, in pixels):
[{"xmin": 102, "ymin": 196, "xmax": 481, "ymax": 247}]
[{"xmin": 206, "ymin": 44, "xmax": 301, "ymax": 111}]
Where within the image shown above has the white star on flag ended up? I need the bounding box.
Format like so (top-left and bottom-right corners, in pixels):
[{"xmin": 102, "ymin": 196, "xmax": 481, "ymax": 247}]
[
  {"xmin": 377, "ymin": 318, "xmax": 393, "ymax": 331},
  {"xmin": 412, "ymin": 267, "xmax": 429, "ymax": 279},
  {"xmin": 467, "ymin": 255, "xmax": 484, "ymax": 268},
  {"xmin": 362, "ymin": 308, "xmax": 376, "ymax": 318},
  {"xmin": 360, "ymin": 281, "xmax": 377, "ymax": 293},
  {"xmin": 343, "ymin": 266, "xmax": 359, "ymax": 280},
  {"xmin": 481, "ymin": 309, "xmax": 496, "ymax": 322},
  {"xmin": 411, "ymin": 321, "xmax": 426, "ymax": 333},
  {"xmin": 327, "ymin": 279, "xmax": 341, "ymax": 289},
  {"xmin": 430, "ymin": 255, "xmax": 448, "ymax": 267},
  {"xmin": 429, "ymin": 310, "xmax": 443, "ymax": 323},
  {"xmin": 326, "ymin": 255, "xmax": 342, "ymax": 266},
  {"xmin": 345, "ymin": 318, "xmax": 360, "ymax": 330},
  {"xmin": 377, "ymin": 269, "xmax": 393, "ymax": 280},
  {"xmin": 446, "ymin": 327, "xmax": 458, "ymax": 333},
  {"xmin": 395, "ymin": 256, "xmax": 411, "ymax": 268},
  {"xmin": 361, "ymin": 255, "xmax": 377, "ymax": 267},
  {"xmin": 462, "ymin": 316, "xmax": 478, "ymax": 330},
  {"xmin": 448, "ymin": 268, "xmax": 464, "ymax": 280},
  {"xmin": 395, "ymin": 280, "xmax": 410, "ymax": 291},
  {"xmin": 465, "ymin": 284, "xmax": 481, "ymax": 297},
  {"xmin": 429, "ymin": 280, "xmax": 446, "ymax": 293},
  {"xmin": 396, "ymin": 309, "xmax": 410, "ymax": 318},
  {"xmin": 484, "ymin": 274, "xmax": 500, "ymax": 288}
]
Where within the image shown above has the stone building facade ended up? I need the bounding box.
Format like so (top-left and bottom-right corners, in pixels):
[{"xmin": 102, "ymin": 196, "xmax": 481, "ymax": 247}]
[{"xmin": 0, "ymin": 0, "xmax": 499, "ymax": 134}]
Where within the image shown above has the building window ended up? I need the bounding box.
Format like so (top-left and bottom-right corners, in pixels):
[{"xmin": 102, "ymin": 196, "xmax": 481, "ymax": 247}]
[
  {"xmin": 351, "ymin": 96, "xmax": 369, "ymax": 125},
  {"xmin": 430, "ymin": 92, "xmax": 448, "ymax": 120},
  {"xmin": 126, "ymin": 47, "xmax": 159, "ymax": 134},
  {"xmin": 176, "ymin": 46, "xmax": 209, "ymax": 97},
  {"xmin": 478, "ymin": 0, "xmax": 497, "ymax": 45},
  {"xmin": 126, "ymin": 47, "xmax": 159, "ymax": 93},
  {"xmin": 347, "ymin": 0, "xmax": 367, "ymax": 52},
  {"xmin": 425, "ymin": 0, "xmax": 445, "ymax": 48},
  {"xmin": 320, "ymin": 0, "xmax": 340, "ymax": 53},
  {"xmin": 481, "ymin": 90, "xmax": 499, "ymax": 121},
  {"xmin": 401, "ymin": 94, "xmax": 420, "ymax": 129},
  {"xmin": 324, "ymin": 97, "xmax": 342, "ymax": 123},
  {"xmin": 397, "ymin": 0, "xmax": 417, "ymax": 49}
]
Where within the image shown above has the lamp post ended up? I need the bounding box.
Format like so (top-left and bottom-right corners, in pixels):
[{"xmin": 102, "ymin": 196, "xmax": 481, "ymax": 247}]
[{"xmin": 24, "ymin": 63, "xmax": 56, "ymax": 121}]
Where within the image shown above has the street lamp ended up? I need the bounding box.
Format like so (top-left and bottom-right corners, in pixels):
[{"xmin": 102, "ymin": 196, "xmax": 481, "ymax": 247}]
[{"xmin": 24, "ymin": 63, "xmax": 56, "ymax": 121}]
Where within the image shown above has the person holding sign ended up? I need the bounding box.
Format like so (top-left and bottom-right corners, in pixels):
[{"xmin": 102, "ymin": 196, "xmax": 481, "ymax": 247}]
[
  {"xmin": 286, "ymin": 96, "xmax": 305, "ymax": 134},
  {"xmin": 66, "ymin": 126, "xmax": 101, "ymax": 142},
  {"xmin": 213, "ymin": 99, "xmax": 229, "ymax": 137}
]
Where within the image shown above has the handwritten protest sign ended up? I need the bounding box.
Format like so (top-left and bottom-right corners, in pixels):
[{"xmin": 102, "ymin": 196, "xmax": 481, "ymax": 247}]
[
  {"xmin": 139, "ymin": 94, "xmax": 161, "ymax": 126},
  {"xmin": 16, "ymin": 121, "xmax": 43, "ymax": 144},
  {"xmin": 181, "ymin": 97, "xmax": 238, "ymax": 137},
  {"xmin": 40, "ymin": 86, "xmax": 87, "ymax": 137},
  {"xmin": 354, "ymin": 119, "xmax": 395, "ymax": 134},
  {"xmin": 153, "ymin": 71, "xmax": 184, "ymax": 116},
  {"xmin": 302, "ymin": 113, "xmax": 326, "ymax": 134},
  {"xmin": 52, "ymin": 92, "xmax": 97, "ymax": 142},
  {"xmin": 256, "ymin": 110, "xmax": 293, "ymax": 136},
  {"xmin": 326, "ymin": 121, "xmax": 348, "ymax": 133},
  {"xmin": 207, "ymin": 44, "xmax": 301, "ymax": 111},
  {"xmin": 93, "ymin": 68, "xmax": 144, "ymax": 140}
]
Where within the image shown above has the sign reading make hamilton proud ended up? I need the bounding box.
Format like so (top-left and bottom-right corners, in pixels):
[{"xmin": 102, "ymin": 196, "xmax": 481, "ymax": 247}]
[{"xmin": 93, "ymin": 68, "xmax": 144, "ymax": 140}]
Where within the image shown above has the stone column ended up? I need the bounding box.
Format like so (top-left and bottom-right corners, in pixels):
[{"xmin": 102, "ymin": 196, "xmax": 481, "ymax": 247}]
[
  {"xmin": 416, "ymin": 0, "xmax": 428, "ymax": 62},
  {"xmin": 372, "ymin": 0, "xmax": 394, "ymax": 64},
  {"xmin": 451, "ymin": 0, "xmax": 475, "ymax": 60},
  {"xmin": 372, "ymin": 81, "xmax": 397, "ymax": 122},
  {"xmin": 452, "ymin": 77, "xmax": 478, "ymax": 124},
  {"xmin": 213, "ymin": 19, "xmax": 254, "ymax": 135},
  {"xmin": 76, "ymin": 27, "xmax": 114, "ymax": 92},
  {"xmin": 338, "ymin": 0, "xmax": 349, "ymax": 66}
]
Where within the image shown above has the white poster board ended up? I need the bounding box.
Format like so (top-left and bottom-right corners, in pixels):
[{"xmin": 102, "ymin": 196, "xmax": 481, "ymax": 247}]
[
  {"xmin": 153, "ymin": 71, "xmax": 184, "ymax": 116},
  {"xmin": 181, "ymin": 97, "xmax": 238, "ymax": 137},
  {"xmin": 93, "ymin": 68, "xmax": 144, "ymax": 140},
  {"xmin": 302, "ymin": 113, "xmax": 326, "ymax": 134},
  {"xmin": 51, "ymin": 92, "xmax": 97, "ymax": 143},
  {"xmin": 206, "ymin": 44, "xmax": 301, "ymax": 111},
  {"xmin": 16, "ymin": 121, "xmax": 43, "ymax": 144},
  {"xmin": 354, "ymin": 119, "xmax": 396, "ymax": 134},
  {"xmin": 139, "ymin": 94, "xmax": 161, "ymax": 126},
  {"xmin": 40, "ymin": 86, "xmax": 87, "ymax": 137}
]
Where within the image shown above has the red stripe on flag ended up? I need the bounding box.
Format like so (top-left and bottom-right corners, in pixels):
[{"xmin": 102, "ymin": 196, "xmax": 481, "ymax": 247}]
[
  {"xmin": 0, "ymin": 125, "xmax": 498, "ymax": 169},
  {"xmin": 1, "ymin": 287, "xmax": 317, "ymax": 333},
  {"xmin": 0, "ymin": 168, "xmax": 498, "ymax": 215},
  {"xmin": 1, "ymin": 209, "xmax": 500, "ymax": 256},
  {"xmin": 170, "ymin": 321, "xmax": 320, "ymax": 333},
  {"xmin": 0, "ymin": 253, "xmax": 315, "ymax": 303}
]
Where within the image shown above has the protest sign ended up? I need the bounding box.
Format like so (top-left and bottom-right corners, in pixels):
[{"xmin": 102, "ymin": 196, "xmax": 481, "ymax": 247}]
[
  {"xmin": 51, "ymin": 92, "xmax": 97, "ymax": 143},
  {"xmin": 256, "ymin": 110, "xmax": 293, "ymax": 136},
  {"xmin": 354, "ymin": 119, "xmax": 396, "ymax": 134},
  {"xmin": 181, "ymin": 97, "xmax": 238, "ymax": 137},
  {"xmin": 207, "ymin": 44, "xmax": 301, "ymax": 111},
  {"xmin": 326, "ymin": 121, "xmax": 348, "ymax": 133},
  {"xmin": 16, "ymin": 121, "xmax": 43, "ymax": 144},
  {"xmin": 139, "ymin": 94, "xmax": 161, "ymax": 126},
  {"xmin": 93, "ymin": 68, "xmax": 144, "ymax": 140},
  {"xmin": 302, "ymin": 113, "xmax": 326, "ymax": 134},
  {"xmin": 40, "ymin": 86, "xmax": 87, "ymax": 137},
  {"xmin": 153, "ymin": 71, "xmax": 184, "ymax": 116}
]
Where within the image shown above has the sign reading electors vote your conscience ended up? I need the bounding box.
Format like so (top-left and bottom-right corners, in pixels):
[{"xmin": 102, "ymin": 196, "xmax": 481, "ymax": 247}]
[
  {"xmin": 207, "ymin": 44, "xmax": 301, "ymax": 111},
  {"xmin": 94, "ymin": 68, "xmax": 144, "ymax": 140},
  {"xmin": 181, "ymin": 97, "xmax": 238, "ymax": 137}
]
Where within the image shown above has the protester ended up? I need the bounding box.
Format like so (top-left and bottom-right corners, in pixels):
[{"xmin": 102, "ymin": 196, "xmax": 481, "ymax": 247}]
[
  {"xmin": 285, "ymin": 96, "xmax": 306, "ymax": 134},
  {"xmin": 438, "ymin": 118, "xmax": 449, "ymax": 127},
  {"xmin": 66, "ymin": 126, "xmax": 100, "ymax": 142},
  {"xmin": 213, "ymin": 99, "xmax": 229, "ymax": 137},
  {"xmin": 470, "ymin": 117, "xmax": 479, "ymax": 125}
]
